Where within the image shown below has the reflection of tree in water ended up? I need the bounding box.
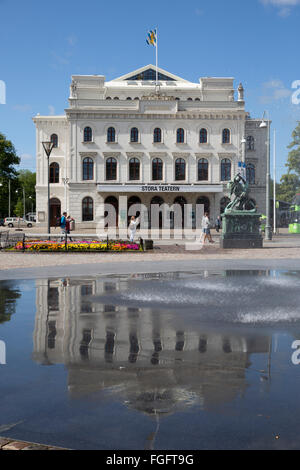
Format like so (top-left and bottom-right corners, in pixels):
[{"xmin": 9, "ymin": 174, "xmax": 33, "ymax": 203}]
[{"xmin": 0, "ymin": 281, "xmax": 21, "ymax": 324}]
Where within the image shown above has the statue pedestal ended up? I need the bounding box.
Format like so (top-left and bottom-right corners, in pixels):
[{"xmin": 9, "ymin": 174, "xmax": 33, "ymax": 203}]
[{"xmin": 220, "ymin": 211, "xmax": 263, "ymax": 249}]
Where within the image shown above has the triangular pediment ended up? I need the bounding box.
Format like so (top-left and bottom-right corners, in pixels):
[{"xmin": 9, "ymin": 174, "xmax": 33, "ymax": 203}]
[{"xmin": 111, "ymin": 65, "xmax": 190, "ymax": 83}]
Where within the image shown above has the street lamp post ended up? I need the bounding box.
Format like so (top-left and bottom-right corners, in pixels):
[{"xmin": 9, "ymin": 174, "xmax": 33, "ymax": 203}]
[
  {"xmin": 15, "ymin": 187, "xmax": 26, "ymax": 219},
  {"xmin": 260, "ymin": 112, "xmax": 272, "ymax": 241},
  {"xmin": 29, "ymin": 196, "xmax": 34, "ymax": 214},
  {"xmin": 42, "ymin": 141, "xmax": 54, "ymax": 235}
]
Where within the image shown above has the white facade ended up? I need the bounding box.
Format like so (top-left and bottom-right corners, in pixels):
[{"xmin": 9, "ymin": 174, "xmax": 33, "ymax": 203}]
[{"xmin": 33, "ymin": 64, "xmax": 267, "ymax": 229}]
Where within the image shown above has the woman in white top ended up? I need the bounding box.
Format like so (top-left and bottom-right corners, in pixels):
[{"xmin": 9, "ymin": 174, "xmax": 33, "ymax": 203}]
[
  {"xmin": 201, "ymin": 212, "xmax": 214, "ymax": 244},
  {"xmin": 129, "ymin": 216, "xmax": 139, "ymax": 242}
]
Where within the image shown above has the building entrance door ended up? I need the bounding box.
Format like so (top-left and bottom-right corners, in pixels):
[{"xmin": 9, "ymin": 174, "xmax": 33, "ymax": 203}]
[{"xmin": 50, "ymin": 198, "xmax": 61, "ymax": 226}]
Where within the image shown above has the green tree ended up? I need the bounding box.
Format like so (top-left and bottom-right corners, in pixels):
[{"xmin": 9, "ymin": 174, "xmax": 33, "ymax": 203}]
[
  {"xmin": 0, "ymin": 133, "xmax": 20, "ymax": 217},
  {"xmin": 275, "ymin": 123, "xmax": 300, "ymax": 203},
  {"xmin": 276, "ymin": 173, "xmax": 300, "ymax": 203},
  {"xmin": 17, "ymin": 170, "xmax": 36, "ymax": 213},
  {"xmin": 286, "ymin": 122, "xmax": 300, "ymax": 176},
  {"xmin": 14, "ymin": 199, "xmax": 23, "ymax": 217},
  {"xmin": 0, "ymin": 281, "xmax": 21, "ymax": 324}
]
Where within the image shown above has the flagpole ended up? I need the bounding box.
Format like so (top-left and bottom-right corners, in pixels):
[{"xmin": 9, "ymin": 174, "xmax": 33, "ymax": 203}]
[
  {"xmin": 155, "ymin": 27, "xmax": 158, "ymax": 89},
  {"xmin": 273, "ymin": 129, "xmax": 277, "ymax": 234}
]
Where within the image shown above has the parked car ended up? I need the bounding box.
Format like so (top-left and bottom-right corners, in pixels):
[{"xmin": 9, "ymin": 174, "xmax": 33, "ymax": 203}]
[{"xmin": 4, "ymin": 217, "xmax": 34, "ymax": 228}]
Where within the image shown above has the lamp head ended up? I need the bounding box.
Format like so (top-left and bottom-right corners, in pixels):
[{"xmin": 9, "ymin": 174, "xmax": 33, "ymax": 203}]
[{"xmin": 42, "ymin": 141, "xmax": 54, "ymax": 157}]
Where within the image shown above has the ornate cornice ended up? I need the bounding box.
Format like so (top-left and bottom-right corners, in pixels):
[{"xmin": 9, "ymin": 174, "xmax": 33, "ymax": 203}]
[
  {"xmin": 172, "ymin": 152, "xmax": 190, "ymax": 159},
  {"xmin": 125, "ymin": 152, "xmax": 144, "ymax": 159},
  {"xmin": 217, "ymin": 152, "xmax": 236, "ymax": 159},
  {"xmin": 149, "ymin": 152, "xmax": 168, "ymax": 158},
  {"xmin": 79, "ymin": 152, "xmax": 98, "ymax": 157},
  {"xmin": 66, "ymin": 110, "xmax": 247, "ymax": 121},
  {"xmin": 194, "ymin": 152, "xmax": 214, "ymax": 158},
  {"xmin": 102, "ymin": 151, "xmax": 121, "ymax": 158}
]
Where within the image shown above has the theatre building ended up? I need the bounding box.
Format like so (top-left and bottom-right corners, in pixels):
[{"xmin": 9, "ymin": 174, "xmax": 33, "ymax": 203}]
[{"xmin": 33, "ymin": 65, "xmax": 267, "ymax": 229}]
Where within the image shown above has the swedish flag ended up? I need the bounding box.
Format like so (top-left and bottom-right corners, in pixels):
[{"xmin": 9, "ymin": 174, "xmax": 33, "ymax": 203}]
[{"xmin": 146, "ymin": 29, "xmax": 157, "ymax": 46}]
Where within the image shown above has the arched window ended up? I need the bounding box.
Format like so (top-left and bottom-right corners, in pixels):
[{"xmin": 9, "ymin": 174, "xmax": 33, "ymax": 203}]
[
  {"xmin": 198, "ymin": 158, "xmax": 209, "ymax": 181},
  {"xmin": 222, "ymin": 128, "xmax": 231, "ymax": 144},
  {"xmin": 174, "ymin": 196, "xmax": 187, "ymax": 228},
  {"xmin": 106, "ymin": 157, "xmax": 117, "ymax": 180},
  {"xmin": 106, "ymin": 97, "xmax": 111, "ymax": 100},
  {"xmin": 187, "ymin": 97, "xmax": 193, "ymax": 101},
  {"xmin": 220, "ymin": 196, "xmax": 230, "ymax": 214},
  {"xmin": 129, "ymin": 158, "xmax": 140, "ymax": 180},
  {"xmin": 50, "ymin": 133, "xmax": 58, "ymax": 148},
  {"xmin": 152, "ymin": 158, "xmax": 163, "ymax": 180},
  {"xmin": 150, "ymin": 196, "xmax": 164, "ymax": 229},
  {"xmin": 221, "ymin": 158, "xmax": 231, "ymax": 181},
  {"xmin": 84, "ymin": 126, "xmax": 92, "ymax": 142},
  {"xmin": 196, "ymin": 196, "xmax": 210, "ymax": 214},
  {"xmin": 49, "ymin": 162, "xmax": 59, "ymax": 183},
  {"xmin": 247, "ymin": 135, "xmax": 255, "ymax": 150},
  {"xmin": 113, "ymin": 97, "xmax": 119, "ymax": 100},
  {"xmin": 107, "ymin": 127, "xmax": 116, "ymax": 143},
  {"xmin": 246, "ymin": 163, "xmax": 255, "ymax": 184},
  {"xmin": 130, "ymin": 127, "xmax": 139, "ymax": 143},
  {"xmin": 199, "ymin": 128, "xmax": 208, "ymax": 144},
  {"xmin": 128, "ymin": 196, "xmax": 141, "ymax": 223},
  {"xmin": 153, "ymin": 127, "xmax": 162, "ymax": 143},
  {"xmin": 126, "ymin": 97, "xmax": 132, "ymax": 100},
  {"xmin": 175, "ymin": 158, "xmax": 186, "ymax": 181},
  {"xmin": 83, "ymin": 157, "xmax": 94, "ymax": 181},
  {"xmin": 82, "ymin": 197, "xmax": 93, "ymax": 221},
  {"xmin": 105, "ymin": 196, "xmax": 118, "ymax": 228},
  {"xmin": 176, "ymin": 128, "xmax": 185, "ymax": 143}
]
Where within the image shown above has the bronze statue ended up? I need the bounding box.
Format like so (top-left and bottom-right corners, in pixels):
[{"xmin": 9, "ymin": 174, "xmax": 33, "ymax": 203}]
[{"xmin": 225, "ymin": 173, "xmax": 256, "ymax": 213}]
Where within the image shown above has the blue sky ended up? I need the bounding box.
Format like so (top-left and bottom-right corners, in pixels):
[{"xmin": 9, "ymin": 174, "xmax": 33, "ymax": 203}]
[{"xmin": 0, "ymin": 0, "xmax": 300, "ymax": 181}]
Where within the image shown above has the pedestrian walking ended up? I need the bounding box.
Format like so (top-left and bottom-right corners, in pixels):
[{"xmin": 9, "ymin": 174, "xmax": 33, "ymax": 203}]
[
  {"xmin": 128, "ymin": 216, "xmax": 139, "ymax": 243},
  {"xmin": 60, "ymin": 212, "xmax": 67, "ymax": 241},
  {"xmin": 201, "ymin": 212, "xmax": 214, "ymax": 244},
  {"xmin": 215, "ymin": 215, "xmax": 221, "ymax": 233},
  {"xmin": 66, "ymin": 215, "xmax": 74, "ymax": 242}
]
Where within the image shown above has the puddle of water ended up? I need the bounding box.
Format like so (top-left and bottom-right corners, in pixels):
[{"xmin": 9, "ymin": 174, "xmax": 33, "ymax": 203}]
[{"xmin": 0, "ymin": 270, "xmax": 300, "ymax": 450}]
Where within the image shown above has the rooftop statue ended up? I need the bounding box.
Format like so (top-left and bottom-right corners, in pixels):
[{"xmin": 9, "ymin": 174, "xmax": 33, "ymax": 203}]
[{"xmin": 225, "ymin": 173, "xmax": 256, "ymax": 213}]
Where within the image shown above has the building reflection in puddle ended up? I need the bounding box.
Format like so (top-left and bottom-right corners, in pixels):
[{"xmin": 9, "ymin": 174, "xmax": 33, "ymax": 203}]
[{"xmin": 32, "ymin": 273, "xmax": 273, "ymax": 418}]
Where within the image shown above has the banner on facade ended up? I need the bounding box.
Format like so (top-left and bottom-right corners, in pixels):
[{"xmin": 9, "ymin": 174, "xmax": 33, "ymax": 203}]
[{"xmin": 97, "ymin": 184, "xmax": 223, "ymax": 193}]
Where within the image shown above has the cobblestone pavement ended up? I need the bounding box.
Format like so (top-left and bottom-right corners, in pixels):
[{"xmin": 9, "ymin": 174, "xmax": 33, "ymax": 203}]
[{"xmin": 0, "ymin": 437, "xmax": 68, "ymax": 450}]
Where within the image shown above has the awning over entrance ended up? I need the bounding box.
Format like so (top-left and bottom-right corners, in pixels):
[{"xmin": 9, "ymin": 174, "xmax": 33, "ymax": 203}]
[{"xmin": 97, "ymin": 184, "xmax": 223, "ymax": 193}]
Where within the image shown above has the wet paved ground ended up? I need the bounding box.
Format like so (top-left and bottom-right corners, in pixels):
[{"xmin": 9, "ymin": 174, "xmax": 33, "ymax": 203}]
[{"xmin": 0, "ymin": 269, "xmax": 300, "ymax": 449}]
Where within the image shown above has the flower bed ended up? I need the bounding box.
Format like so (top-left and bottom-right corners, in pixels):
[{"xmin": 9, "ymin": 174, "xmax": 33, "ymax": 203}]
[{"xmin": 10, "ymin": 240, "xmax": 142, "ymax": 252}]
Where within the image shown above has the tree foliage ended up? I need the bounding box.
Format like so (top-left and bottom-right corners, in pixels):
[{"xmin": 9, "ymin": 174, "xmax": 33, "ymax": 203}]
[
  {"xmin": 0, "ymin": 132, "xmax": 20, "ymax": 180},
  {"xmin": 0, "ymin": 133, "xmax": 36, "ymax": 217},
  {"xmin": 276, "ymin": 123, "xmax": 300, "ymax": 203}
]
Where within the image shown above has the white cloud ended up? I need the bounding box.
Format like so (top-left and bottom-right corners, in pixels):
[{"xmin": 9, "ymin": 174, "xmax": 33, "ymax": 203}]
[
  {"xmin": 48, "ymin": 105, "xmax": 55, "ymax": 115},
  {"xmin": 260, "ymin": 0, "xmax": 300, "ymax": 16},
  {"xmin": 20, "ymin": 153, "xmax": 34, "ymax": 161},
  {"xmin": 67, "ymin": 35, "xmax": 77, "ymax": 46},
  {"xmin": 13, "ymin": 104, "xmax": 32, "ymax": 112},
  {"xmin": 260, "ymin": 79, "xmax": 292, "ymax": 103}
]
